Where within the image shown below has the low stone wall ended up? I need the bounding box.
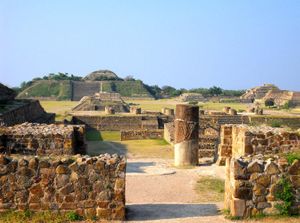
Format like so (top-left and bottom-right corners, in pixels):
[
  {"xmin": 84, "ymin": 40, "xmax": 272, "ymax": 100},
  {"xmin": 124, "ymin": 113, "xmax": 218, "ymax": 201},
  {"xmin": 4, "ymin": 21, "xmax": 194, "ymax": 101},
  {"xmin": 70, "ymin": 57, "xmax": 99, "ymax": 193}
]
[
  {"xmin": 120, "ymin": 130, "xmax": 164, "ymax": 141},
  {"xmin": 0, "ymin": 100, "xmax": 55, "ymax": 126},
  {"xmin": 72, "ymin": 115, "xmax": 160, "ymax": 131},
  {"xmin": 218, "ymin": 125, "xmax": 300, "ymax": 164},
  {"xmin": 250, "ymin": 116, "xmax": 300, "ymax": 129},
  {"xmin": 225, "ymin": 155, "xmax": 300, "ymax": 217},
  {"xmin": 0, "ymin": 154, "xmax": 126, "ymax": 220},
  {"xmin": 0, "ymin": 123, "xmax": 86, "ymax": 155}
]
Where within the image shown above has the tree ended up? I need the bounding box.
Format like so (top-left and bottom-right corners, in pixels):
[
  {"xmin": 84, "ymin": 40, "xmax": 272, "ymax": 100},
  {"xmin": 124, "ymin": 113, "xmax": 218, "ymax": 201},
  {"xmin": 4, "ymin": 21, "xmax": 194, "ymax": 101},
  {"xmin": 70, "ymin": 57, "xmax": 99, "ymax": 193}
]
[
  {"xmin": 124, "ymin": 75, "xmax": 135, "ymax": 81},
  {"xmin": 208, "ymin": 86, "xmax": 223, "ymax": 96}
]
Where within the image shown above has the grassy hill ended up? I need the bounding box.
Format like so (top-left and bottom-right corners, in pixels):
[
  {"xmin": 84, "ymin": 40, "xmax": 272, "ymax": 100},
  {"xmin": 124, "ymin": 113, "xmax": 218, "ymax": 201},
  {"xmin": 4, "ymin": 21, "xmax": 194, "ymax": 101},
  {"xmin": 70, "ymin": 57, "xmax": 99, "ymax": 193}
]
[
  {"xmin": 17, "ymin": 80, "xmax": 72, "ymax": 100},
  {"xmin": 17, "ymin": 80, "xmax": 154, "ymax": 100},
  {"xmin": 102, "ymin": 81, "xmax": 153, "ymax": 98}
]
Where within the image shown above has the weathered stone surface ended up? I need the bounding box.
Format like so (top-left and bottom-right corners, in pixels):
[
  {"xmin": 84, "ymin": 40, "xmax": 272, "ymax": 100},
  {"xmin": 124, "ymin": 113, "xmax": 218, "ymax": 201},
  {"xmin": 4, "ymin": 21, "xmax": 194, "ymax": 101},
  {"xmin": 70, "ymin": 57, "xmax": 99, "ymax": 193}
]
[
  {"xmin": 226, "ymin": 155, "xmax": 300, "ymax": 218},
  {"xmin": 174, "ymin": 104, "xmax": 199, "ymax": 166},
  {"xmin": 289, "ymin": 160, "xmax": 300, "ymax": 175},
  {"xmin": 0, "ymin": 123, "xmax": 86, "ymax": 155},
  {"xmin": 0, "ymin": 154, "xmax": 126, "ymax": 220},
  {"xmin": 265, "ymin": 162, "xmax": 280, "ymax": 175},
  {"xmin": 247, "ymin": 160, "xmax": 263, "ymax": 173},
  {"xmin": 230, "ymin": 198, "xmax": 246, "ymax": 217}
]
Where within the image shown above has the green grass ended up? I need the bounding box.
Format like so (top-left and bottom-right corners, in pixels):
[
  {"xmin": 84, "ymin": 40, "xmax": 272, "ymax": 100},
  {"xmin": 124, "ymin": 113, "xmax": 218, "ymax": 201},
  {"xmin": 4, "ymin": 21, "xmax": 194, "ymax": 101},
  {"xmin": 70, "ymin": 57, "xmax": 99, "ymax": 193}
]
[
  {"xmin": 39, "ymin": 100, "xmax": 77, "ymax": 121},
  {"xmin": 194, "ymin": 176, "xmax": 224, "ymax": 202},
  {"xmin": 0, "ymin": 210, "xmax": 80, "ymax": 223},
  {"xmin": 285, "ymin": 151, "xmax": 300, "ymax": 165},
  {"xmin": 86, "ymin": 130, "xmax": 121, "ymax": 141},
  {"xmin": 200, "ymin": 102, "xmax": 248, "ymax": 111},
  {"xmin": 17, "ymin": 80, "xmax": 71, "ymax": 100},
  {"xmin": 102, "ymin": 80, "xmax": 153, "ymax": 98}
]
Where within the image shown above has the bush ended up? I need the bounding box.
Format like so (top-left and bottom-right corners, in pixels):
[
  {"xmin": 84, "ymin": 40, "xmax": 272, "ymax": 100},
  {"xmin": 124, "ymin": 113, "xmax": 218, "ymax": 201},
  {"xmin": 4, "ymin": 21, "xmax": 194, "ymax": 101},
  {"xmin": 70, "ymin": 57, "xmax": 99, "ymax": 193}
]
[
  {"xmin": 275, "ymin": 177, "xmax": 294, "ymax": 215},
  {"xmin": 66, "ymin": 211, "xmax": 82, "ymax": 221},
  {"xmin": 285, "ymin": 152, "xmax": 300, "ymax": 165},
  {"xmin": 282, "ymin": 101, "xmax": 295, "ymax": 110}
]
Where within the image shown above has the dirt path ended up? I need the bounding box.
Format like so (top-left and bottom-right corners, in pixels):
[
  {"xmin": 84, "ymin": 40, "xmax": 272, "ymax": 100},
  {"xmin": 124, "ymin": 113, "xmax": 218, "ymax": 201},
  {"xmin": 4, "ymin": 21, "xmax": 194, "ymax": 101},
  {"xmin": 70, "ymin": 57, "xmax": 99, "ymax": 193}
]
[{"xmin": 126, "ymin": 158, "xmax": 229, "ymax": 222}]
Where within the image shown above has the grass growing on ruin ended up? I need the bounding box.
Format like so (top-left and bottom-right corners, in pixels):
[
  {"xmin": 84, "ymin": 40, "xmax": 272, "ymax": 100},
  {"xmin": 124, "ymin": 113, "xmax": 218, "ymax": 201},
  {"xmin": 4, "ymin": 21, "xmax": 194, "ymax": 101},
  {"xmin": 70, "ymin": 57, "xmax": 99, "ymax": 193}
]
[
  {"xmin": 0, "ymin": 210, "xmax": 77, "ymax": 223},
  {"xmin": 194, "ymin": 176, "xmax": 224, "ymax": 202}
]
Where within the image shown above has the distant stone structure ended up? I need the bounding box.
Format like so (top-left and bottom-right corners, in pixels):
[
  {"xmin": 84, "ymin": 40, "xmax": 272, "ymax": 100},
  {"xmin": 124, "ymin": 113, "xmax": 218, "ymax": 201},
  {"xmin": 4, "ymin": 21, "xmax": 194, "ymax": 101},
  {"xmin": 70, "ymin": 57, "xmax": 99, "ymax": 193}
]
[
  {"xmin": 178, "ymin": 93, "xmax": 204, "ymax": 102},
  {"xmin": 72, "ymin": 92, "xmax": 130, "ymax": 113},
  {"xmin": 174, "ymin": 104, "xmax": 199, "ymax": 166},
  {"xmin": 83, "ymin": 70, "xmax": 120, "ymax": 81},
  {"xmin": 241, "ymin": 84, "xmax": 300, "ymax": 106},
  {"xmin": 0, "ymin": 84, "xmax": 55, "ymax": 126}
]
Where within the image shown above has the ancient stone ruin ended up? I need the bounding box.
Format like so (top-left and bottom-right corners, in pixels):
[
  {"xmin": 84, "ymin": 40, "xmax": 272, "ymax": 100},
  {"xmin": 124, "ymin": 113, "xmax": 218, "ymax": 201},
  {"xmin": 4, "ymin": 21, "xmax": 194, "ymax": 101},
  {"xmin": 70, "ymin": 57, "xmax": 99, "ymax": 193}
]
[
  {"xmin": 241, "ymin": 83, "xmax": 300, "ymax": 106},
  {"xmin": 0, "ymin": 154, "xmax": 126, "ymax": 220},
  {"xmin": 178, "ymin": 93, "xmax": 205, "ymax": 102},
  {"xmin": 225, "ymin": 155, "xmax": 300, "ymax": 217},
  {"xmin": 174, "ymin": 104, "xmax": 199, "ymax": 166},
  {"xmin": 72, "ymin": 92, "xmax": 130, "ymax": 113},
  {"xmin": 0, "ymin": 83, "xmax": 55, "ymax": 126},
  {"xmin": 217, "ymin": 125, "xmax": 300, "ymax": 165},
  {"xmin": 0, "ymin": 123, "xmax": 86, "ymax": 155}
]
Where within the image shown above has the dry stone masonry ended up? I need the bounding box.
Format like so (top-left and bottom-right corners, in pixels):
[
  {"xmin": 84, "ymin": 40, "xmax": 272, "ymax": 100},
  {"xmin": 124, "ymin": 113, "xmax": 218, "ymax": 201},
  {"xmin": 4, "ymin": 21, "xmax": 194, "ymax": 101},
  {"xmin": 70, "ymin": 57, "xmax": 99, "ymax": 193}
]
[
  {"xmin": 0, "ymin": 123, "xmax": 86, "ymax": 155},
  {"xmin": 225, "ymin": 155, "xmax": 300, "ymax": 217},
  {"xmin": 0, "ymin": 154, "xmax": 126, "ymax": 220},
  {"xmin": 217, "ymin": 125, "xmax": 300, "ymax": 165}
]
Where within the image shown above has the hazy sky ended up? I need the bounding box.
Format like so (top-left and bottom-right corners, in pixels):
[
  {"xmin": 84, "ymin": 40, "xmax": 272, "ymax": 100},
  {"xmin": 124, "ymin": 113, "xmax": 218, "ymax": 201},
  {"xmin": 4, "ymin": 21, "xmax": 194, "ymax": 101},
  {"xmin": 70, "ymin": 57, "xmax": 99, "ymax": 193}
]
[{"xmin": 1, "ymin": 0, "xmax": 300, "ymax": 90}]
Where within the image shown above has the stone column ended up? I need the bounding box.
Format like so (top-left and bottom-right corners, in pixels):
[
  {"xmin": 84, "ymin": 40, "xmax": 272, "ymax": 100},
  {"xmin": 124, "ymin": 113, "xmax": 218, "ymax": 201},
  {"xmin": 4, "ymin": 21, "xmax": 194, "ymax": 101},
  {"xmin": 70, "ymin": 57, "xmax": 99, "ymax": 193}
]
[{"xmin": 174, "ymin": 104, "xmax": 199, "ymax": 166}]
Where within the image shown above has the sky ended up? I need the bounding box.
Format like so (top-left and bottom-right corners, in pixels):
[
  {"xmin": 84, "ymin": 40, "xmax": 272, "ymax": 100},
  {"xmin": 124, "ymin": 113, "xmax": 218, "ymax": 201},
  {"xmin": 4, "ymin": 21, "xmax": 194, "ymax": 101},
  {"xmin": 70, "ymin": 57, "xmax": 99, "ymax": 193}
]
[{"xmin": 0, "ymin": 0, "xmax": 300, "ymax": 90}]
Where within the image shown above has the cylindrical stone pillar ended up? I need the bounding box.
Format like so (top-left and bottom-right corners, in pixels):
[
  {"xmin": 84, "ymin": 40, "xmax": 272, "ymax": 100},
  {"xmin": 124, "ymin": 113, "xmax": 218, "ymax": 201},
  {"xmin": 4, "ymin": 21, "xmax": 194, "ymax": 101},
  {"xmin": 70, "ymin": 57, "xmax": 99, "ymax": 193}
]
[{"xmin": 174, "ymin": 104, "xmax": 199, "ymax": 166}]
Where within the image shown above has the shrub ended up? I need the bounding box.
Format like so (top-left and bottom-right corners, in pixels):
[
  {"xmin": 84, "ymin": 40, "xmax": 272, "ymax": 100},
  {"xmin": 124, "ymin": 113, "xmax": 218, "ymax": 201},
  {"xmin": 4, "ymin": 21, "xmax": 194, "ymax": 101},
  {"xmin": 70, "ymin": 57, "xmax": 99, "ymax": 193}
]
[
  {"xmin": 285, "ymin": 152, "xmax": 300, "ymax": 165},
  {"xmin": 275, "ymin": 177, "xmax": 294, "ymax": 215},
  {"xmin": 66, "ymin": 211, "xmax": 82, "ymax": 221},
  {"xmin": 282, "ymin": 100, "xmax": 295, "ymax": 110}
]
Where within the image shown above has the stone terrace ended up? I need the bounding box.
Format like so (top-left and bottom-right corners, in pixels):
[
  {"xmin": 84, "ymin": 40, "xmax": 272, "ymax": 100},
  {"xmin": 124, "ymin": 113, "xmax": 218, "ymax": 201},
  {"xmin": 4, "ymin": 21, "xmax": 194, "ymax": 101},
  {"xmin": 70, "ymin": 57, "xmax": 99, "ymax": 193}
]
[{"xmin": 0, "ymin": 123, "xmax": 86, "ymax": 155}]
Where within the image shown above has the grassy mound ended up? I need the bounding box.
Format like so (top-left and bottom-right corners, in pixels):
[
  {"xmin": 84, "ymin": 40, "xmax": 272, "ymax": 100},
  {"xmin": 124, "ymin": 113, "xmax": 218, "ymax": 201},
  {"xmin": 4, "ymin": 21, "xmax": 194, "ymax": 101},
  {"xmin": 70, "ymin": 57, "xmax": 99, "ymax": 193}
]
[{"xmin": 17, "ymin": 80, "xmax": 71, "ymax": 100}]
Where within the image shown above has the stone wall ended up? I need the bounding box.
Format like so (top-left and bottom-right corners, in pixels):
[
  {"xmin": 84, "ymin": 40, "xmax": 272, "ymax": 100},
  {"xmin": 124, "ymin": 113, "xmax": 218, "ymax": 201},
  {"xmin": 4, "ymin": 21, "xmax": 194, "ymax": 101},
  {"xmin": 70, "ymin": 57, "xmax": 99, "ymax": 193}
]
[
  {"xmin": 218, "ymin": 125, "xmax": 300, "ymax": 164},
  {"xmin": 164, "ymin": 114, "xmax": 249, "ymax": 159},
  {"xmin": 72, "ymin": 115, "xmax": 161, "ymax": 131},
  {"xmin": 0, "ymin": 100, "xmax": 55, "ymax": 126},
  {"xmin": 0, "ymin": 123, "xmax": 86, "ymax": 155},
  {"xmin": 120, "ymin": 130, "xmax": 164, "ymax": 141},
  {"xmin": 225, "ymin": 155, "xmax": 300, "ymax": 218},
  {"xmin": 0, "ymin": 154, "xmax": 126, "ymax": 220}
]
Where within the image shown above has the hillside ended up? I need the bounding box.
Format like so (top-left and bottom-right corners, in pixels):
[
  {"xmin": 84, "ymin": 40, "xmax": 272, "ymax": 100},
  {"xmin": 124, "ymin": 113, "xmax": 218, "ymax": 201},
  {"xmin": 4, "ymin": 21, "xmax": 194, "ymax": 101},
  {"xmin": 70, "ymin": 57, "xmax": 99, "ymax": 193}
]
[
  {"xmin": 17, "ymin": 79, "xmax": 154, "ymax": 100},
  {"xmin": 17, "ymin": 80, "xmax": 72, "ymax": 100}
]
